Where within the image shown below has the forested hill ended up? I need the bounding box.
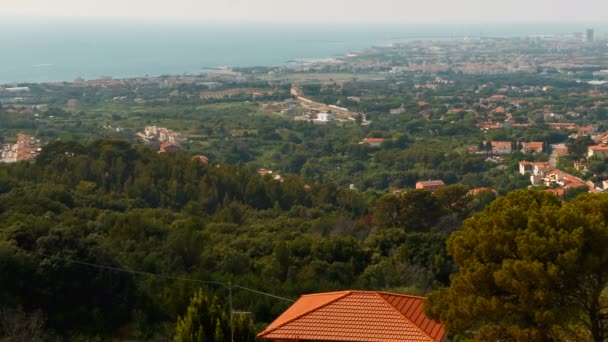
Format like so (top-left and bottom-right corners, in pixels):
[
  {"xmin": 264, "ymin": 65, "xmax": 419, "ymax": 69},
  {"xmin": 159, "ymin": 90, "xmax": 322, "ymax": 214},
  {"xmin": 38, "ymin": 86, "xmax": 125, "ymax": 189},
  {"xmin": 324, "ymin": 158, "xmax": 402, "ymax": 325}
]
[{"xmin": 0, "ymin": 140, "xmax": 495, "ymax": 340}]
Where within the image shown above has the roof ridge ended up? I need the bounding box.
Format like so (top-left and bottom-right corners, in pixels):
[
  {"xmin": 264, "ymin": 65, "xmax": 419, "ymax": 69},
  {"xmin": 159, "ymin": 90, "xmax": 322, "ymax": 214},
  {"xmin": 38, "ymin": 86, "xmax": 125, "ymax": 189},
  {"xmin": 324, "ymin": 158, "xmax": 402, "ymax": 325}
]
[
  {"xmin": 376, "ymin": 292, "xmax": 438, "ymax": 342},
  {"xmin": 299, "ymin": 290, "xmax": 351, "ymax": 297},
  {"xmin": 375, "ymin": 290, "xmax": 426, "ymax": 299},
  {"xmin": 258, "ymin": 290, "xmax": 352, "ymax": 337}
]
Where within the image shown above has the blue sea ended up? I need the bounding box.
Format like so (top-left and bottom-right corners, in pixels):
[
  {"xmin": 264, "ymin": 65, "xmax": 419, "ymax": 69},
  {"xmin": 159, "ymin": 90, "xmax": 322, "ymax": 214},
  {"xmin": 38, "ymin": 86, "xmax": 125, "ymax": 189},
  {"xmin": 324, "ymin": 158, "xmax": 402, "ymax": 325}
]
[{"xmin": 0, "ymin": 19, "xmax": 605, "ymax": 84}]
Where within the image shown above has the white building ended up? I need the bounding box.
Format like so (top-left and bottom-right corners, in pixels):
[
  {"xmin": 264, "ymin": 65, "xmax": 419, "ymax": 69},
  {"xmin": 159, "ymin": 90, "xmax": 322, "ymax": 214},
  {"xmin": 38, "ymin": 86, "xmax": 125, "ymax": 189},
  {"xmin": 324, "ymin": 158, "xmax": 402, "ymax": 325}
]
[{"xmin": 315, "ymin": 112, "xmax": 334, "ymax": 122}]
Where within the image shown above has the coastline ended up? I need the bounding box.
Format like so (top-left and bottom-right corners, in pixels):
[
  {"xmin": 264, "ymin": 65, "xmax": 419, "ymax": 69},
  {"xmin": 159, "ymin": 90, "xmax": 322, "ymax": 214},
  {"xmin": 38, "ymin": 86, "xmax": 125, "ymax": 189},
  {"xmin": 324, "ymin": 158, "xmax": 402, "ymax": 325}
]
[{"xmin": 1, "ymin": 21, "xmax": 606, "ymax": 85}]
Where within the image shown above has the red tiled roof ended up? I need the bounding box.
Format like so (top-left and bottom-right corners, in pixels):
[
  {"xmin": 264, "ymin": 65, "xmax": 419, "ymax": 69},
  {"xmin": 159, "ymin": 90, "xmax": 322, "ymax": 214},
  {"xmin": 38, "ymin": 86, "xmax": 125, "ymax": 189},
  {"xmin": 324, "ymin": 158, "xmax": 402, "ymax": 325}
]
[
  {"xmin": 468, "ymin": 187, "xmax": 497, "ymax": 195},
  {"xmin": 417, "ymin": 180, "xmax": 445, "ymax": 187},
  {"xmin": 192, "ymin": 155, "xmax": 209, "ymax": 164},
  {"xmin": 257, "ymin": 290, "xmax": 445, "ymax": 342},
  {"xmin": 491, "ymin": 141, "xmax": 511, "ymax": 148},
  {"xmin": 548, "ymin": 122, "xmax": 576, "ymax": 130},
  {"xmin": 589, "ymin": 145, "xmax": 608, "ymax": 151},
  {"xmin": 362, "ymin": 138, "xmax": 386, "ymax": 143}
]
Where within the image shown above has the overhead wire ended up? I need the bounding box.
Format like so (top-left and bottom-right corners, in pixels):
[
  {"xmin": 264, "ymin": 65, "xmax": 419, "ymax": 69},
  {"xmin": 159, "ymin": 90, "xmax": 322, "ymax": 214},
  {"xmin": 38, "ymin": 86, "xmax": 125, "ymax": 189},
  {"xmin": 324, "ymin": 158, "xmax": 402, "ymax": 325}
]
[{"xmin": 20, "ymin": 249, "xmax": 295, "ymax": 302}]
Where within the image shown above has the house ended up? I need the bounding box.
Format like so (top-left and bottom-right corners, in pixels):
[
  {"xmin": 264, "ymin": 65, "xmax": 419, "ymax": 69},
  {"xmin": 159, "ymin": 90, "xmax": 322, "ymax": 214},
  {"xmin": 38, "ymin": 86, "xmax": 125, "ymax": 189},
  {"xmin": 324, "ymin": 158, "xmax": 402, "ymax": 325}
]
[
  {"xmin": 257, "ymin": 290, "xmax": 446, "ymax": 342},
  {"xmin": 159, "ymin": 142, "xmax": 183, "ymax": 153},
  {"xmin": 192, "ymin": 155, "xmax": 209, "ymax": 164},
  {"xmin": 360, "ymin": 137, "xmax": 385, "ymax": 147},
  {"xmin": 487, "ymin": 94, "xmax": 508, "ymax": 102},
  {"xmin": 290, "ymin": 85, "xmax": 303, "ymax": 97},
  {"xmin": 573, "ymin": 159, "xmax": 587, "ymax": 172},
  {"xmin": 588, "ymin": 145, "xmax": 608, "ymax": 158},
  {"xmin": 139, "ymin": 126, "xmax": 186, "ymax": 145},
  {"xmin": 519, "ymin": 161, "xmax": 552, "ymax": 185},
  {"xmin": 521, "ymin": 142, "xmax": 544, "ymax": 153},
  {"xmin": 519, "ymin": 161, "xmax": 534, "ymax": 175},
  {"xmin": 519, "ymin": 161, "xmax": 590, "ymax": 191},
  {"xmin": 389, "ymin": 107, "xmax": 406, "ymax": 115},
  {"xmin": 67, "ymin": 99, "xmax": 78, "ymax": 108},
  {"xmin": 315, "ymin": 112, "xmax": 334, "ymax": 122},
  {"xmin": 548, "ymin": 122, "xmax": 576, "ymax": 130},
  {"xmin": 544, "ymin": 169, "xmax": 588, "ymax": 190},
  {"xmin": 490, "ymin": 141, "xmax": 512, "ymax": 154},
  {"xmin": 577, "ymin": 125, "xmax": 597, "ymax": 137},
  {"xmin": 519, "ymin": 161, "xmax": 550, "ymax": 175},
  {"xmin": 467, "ymin": 187, "xmax": 498, "ymax": 196},
  {"xmin": 416, "ymin": 180, "xmax": 445, "ymax": 192},
  {"xmin": 257, "ymin": 168, "xmax": 274, "ymax": 176}
]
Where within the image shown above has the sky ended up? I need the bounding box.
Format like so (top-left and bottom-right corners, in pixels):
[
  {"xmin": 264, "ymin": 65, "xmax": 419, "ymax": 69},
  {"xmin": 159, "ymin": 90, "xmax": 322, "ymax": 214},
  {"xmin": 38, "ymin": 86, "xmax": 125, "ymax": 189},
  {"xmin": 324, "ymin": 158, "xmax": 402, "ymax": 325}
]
[{"xmin": 3, "ymin": 0, "xmax": 608, "ymax": 22}]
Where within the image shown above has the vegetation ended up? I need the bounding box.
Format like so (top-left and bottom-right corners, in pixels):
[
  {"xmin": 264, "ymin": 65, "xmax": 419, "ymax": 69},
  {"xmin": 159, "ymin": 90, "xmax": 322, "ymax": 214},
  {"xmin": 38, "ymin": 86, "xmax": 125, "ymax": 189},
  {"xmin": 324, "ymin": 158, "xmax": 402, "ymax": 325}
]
[
  {"xmin": 2, "ymin": 35, "xmax": 608, "ymax": 341},
  {"xmin": 0, "ymin": 140, "xmax": 501, "ymax": 340},
  {"xmin": 425, "ymin": 190, "xmax": 608, "ymax": 341}
]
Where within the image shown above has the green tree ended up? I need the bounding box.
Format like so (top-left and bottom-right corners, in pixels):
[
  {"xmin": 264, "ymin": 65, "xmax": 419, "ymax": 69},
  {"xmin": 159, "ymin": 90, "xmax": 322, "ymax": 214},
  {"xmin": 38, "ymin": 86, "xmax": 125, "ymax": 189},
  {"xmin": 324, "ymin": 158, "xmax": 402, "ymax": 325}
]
[
  {"xmin": 424, "ymin": 190, "xmax": 608, "ymax": 341},
  {"xmin": 174, "ymin": 289, "xmax": 255, "ymax": 342},
  {"xmin": 567, "ymin": 136, "xmax": 594, "ymax": 160}
]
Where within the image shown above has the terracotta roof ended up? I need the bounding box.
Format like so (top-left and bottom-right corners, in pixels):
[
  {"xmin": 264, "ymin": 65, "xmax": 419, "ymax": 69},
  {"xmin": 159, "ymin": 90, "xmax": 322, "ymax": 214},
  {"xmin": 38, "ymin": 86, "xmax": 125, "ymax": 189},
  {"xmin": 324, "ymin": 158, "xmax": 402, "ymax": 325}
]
[
  {"xmin": 548, "ymin": 122, "xmax": 576, "ymax": 130},
  {"xmin": 589, "ymin": 145, "xmax": 608, "ymax": 151},
  {"xmin": 192, "ymin": 155, "xmax": 209, "ymax": 164},
  {"xmin": 258, "ymin": 290, "xmax": 445, "ymax": 342},
  {"xmin": 534, "ymin": 162, "xmax": 552, "ymax": 170},
  {"xmin": 491, "ymin": 141, "xmax": 511, "ymax": 148},
  {"xmin": 362, "ymin": 138, "xmax": 386, "ymax": 143},
  {"xmin": 468, "ymin": 187, "xmax": 497, "ymax": 195},
  {"xmin": 417, "ymin": 180, "xmax": 445, "ymax": 187},
  {"xmin": 522, "ymin": 142, "xmax": 544, "ymax": 150}
]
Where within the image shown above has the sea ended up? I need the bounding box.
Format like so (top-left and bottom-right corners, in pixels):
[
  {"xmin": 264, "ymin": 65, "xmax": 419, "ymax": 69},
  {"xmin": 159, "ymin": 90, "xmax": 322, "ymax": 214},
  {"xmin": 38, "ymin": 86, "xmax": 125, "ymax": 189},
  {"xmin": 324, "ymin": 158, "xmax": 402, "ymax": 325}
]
[{"xmin": 0, "ymin": 19, "xmax": 606, "ymax": 85}]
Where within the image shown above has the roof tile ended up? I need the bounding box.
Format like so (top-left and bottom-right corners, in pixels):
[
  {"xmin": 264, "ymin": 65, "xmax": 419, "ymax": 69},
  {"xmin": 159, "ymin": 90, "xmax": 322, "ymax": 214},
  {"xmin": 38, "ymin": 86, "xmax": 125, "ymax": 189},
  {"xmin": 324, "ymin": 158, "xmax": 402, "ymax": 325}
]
[{"xmin": 258, "ymin": 291, "xmax": 445, "ymax": 342}]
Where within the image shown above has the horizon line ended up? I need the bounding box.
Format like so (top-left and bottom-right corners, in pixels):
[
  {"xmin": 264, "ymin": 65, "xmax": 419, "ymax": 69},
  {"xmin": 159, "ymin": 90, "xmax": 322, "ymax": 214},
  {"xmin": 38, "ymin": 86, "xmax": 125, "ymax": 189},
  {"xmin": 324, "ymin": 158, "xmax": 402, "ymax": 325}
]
[{"xmin": 1, "ymin": 15, "xmax": 606, "ymax": 25}]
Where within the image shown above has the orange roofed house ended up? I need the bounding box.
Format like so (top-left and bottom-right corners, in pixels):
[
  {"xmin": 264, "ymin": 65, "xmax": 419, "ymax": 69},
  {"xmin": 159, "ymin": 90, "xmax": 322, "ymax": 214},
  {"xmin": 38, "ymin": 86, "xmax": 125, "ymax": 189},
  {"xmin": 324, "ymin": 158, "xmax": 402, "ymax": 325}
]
[
  {"xmin": 257, "ymin": 290, "xmax": 446, "ymax": 342},
  {"xmin": 360, "ymin": 137, "xmax": 385, "ymax": 148},
  {"xmin": 416, "ymin": 180, "xmax": 445, "ymax": 192},
  {"xmin": 588, "ymin": 145, "xmax": 608, "ymax": 159}
]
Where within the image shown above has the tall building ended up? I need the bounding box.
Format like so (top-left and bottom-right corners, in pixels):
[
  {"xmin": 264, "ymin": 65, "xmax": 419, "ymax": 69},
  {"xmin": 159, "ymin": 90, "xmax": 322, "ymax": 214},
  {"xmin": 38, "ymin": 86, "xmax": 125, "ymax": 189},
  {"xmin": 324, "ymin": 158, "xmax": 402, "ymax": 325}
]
[{"xmin": 586, "ymin": 28, "xmax": 594, "ymax": 43}]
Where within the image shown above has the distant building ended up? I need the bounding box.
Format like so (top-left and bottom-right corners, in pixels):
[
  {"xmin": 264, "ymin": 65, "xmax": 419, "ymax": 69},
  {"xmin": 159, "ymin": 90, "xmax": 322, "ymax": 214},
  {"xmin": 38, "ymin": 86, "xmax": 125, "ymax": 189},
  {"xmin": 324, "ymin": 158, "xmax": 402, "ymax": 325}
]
[
  {"xmin": 257, "ymin": 168, "xmax": 273, "ymax": 176},
  {"xmin": 490, "ymin": 141, "xmax": 512, "ymax": 154},
  {"xmin": 519, "ymin": 161, "xmax": 590, "ymax": 191},
  {"xmin": 192, "ymin": 155, "xmax": 209, "ymax": 164},
  {"xmin": 416, "ymin": 180, "xmax": 445, "ymax": 192},
  {"xmin": 315, "ymin": 112, "xmax": 334, "ymax": 122},
  {"xmin": 588, "ymin": 145, "xmax": 608, "ymax": 158},
  {"xmin": 521, "ymin": 142, "xmax": 544, "ymax": 153},
  {"xmin": 467, "ymin": 187, "xmax": 498, "ymax": 196},
  {"xmin": 0, "ymin": 133, "xmax": 41, "ymax": 163},
  {"xmin": 389, "ymin": 107, "xmax": 406, "ymax": 115},
  {"xmin": 3, "ymin": 87, "xmax": 30, "ymax": 93},
  {"xmin": 519, "ymin": 161, "xmax": 551, "ymax": 176},
  {"xmin": 548, "ymin": 123, "xmax": 577, "ymax": 130},
  {"xmin": 290, "ymin": 85, "xmax": 303, "ymax": 97},
  {"xmin": 139, "ymin": 126, "xmax": 186, "ymax": 145},
  {"xmin": 360, "ymin": 137, "xmax": 385, "ymax": 147},
  {"xmin": 67, "ymin": 99, "xmax": 78, "ymax": 108},
  {"xmin": 585, "ymin": 28, "xmax": 594, "ymax": 43},
  {"xmin": 574, "ymin": 125, "xmax": 597, "ymax": 138},
  {"xmin": 159, "ymin": 142, "xmax": 183, "ymax": 153}
]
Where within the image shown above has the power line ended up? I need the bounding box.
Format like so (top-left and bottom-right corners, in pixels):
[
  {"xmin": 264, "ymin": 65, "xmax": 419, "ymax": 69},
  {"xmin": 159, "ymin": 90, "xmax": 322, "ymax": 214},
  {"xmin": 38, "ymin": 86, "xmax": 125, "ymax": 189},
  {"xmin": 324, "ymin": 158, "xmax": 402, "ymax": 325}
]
[
  {"xmin": 234, "ymin": 284, "xmax": 294, "ymax": 302},
  {"xmin": 21, "ymin": 249, "xmax": 295, "ymax": 302},
  {"xmin": 30, "ymin": 250, "xmax": 224, "ymax": 286}
]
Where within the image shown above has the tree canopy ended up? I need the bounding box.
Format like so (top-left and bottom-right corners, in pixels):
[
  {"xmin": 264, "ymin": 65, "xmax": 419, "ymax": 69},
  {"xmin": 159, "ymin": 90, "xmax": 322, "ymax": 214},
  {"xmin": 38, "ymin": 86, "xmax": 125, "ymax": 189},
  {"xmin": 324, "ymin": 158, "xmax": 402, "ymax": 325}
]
[{"xmin": 424, "ymin": 190, "xmax": 608, "ymax": 341}]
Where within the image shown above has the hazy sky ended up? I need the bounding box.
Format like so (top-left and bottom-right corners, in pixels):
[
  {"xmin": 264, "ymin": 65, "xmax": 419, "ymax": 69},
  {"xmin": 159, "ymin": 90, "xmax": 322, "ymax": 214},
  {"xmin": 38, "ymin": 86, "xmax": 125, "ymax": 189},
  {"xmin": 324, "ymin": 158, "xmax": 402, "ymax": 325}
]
[{"xmin": 3, "ymin": 0, "xmax": 608, "ymax": 22}]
